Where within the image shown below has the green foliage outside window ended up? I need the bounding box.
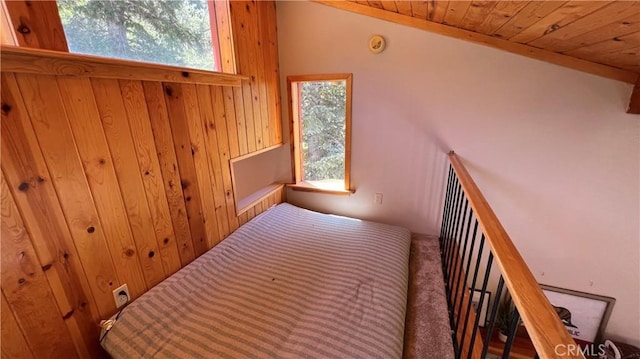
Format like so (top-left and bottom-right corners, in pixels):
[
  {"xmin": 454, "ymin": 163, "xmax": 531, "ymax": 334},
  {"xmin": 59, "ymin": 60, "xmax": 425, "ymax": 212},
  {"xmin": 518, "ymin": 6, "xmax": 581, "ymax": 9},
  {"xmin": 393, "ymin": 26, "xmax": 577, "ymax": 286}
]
[
  {"xmin": 57, "ymin": 0, "xmax": 215, "ymax": 70},
  {"xmin": 300, "ymin": 80, "xmax": 346, "ymax": 182}
]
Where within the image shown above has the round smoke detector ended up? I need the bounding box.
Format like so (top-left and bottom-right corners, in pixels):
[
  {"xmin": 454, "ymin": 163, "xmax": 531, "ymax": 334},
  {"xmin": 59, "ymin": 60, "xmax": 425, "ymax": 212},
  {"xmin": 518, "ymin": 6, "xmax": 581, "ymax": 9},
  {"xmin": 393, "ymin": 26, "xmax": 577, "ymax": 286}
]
[{"xmin": 369, "ymin": 35, "xmax": 386, "ymax": 54}]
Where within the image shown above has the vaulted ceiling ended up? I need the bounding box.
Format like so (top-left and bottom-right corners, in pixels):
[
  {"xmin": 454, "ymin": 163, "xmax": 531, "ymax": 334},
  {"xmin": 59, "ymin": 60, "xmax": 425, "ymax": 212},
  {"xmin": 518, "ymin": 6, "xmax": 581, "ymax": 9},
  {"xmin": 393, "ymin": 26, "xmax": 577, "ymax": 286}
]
[{"xmin": 318, "ymin": 1, "xmax": 640, "ymax": 85}]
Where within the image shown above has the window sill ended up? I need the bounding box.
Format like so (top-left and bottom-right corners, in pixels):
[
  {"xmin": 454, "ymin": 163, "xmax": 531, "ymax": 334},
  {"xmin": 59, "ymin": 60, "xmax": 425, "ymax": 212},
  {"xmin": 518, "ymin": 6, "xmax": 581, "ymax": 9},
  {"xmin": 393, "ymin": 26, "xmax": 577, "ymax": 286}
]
[
  {"xmin": 286, "ymin": 182, "xmax": 355, "ymax": 196},
  {"xmin": 236, "ymin": 183, "xmax": 284, "ymax": 216},
  {"xmin": 0, "ymin": 45, "xmax": 248, "ymax": 87}
]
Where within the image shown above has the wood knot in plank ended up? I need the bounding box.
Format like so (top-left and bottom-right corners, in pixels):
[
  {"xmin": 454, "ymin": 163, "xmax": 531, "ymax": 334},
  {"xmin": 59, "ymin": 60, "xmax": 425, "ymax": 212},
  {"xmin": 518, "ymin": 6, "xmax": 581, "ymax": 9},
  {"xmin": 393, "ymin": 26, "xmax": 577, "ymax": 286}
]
[
  {"xmin": 148, "ymin": 251, "xmax": 155, "ymax": 258},
  {"xmin": 544, "ymin": 23, "xmax": 560, "ymax": 35},
  {"xmin": 63, "ymin": 252, "xmax": 69, "ymax": 259},
  {"xmin": 125, "ymin": 249, "xmax": 135, "ymax": 257},
  {"xmin": 62, "ymin": 310, "xmax": 74, "ymax": 320},
  {"xmin": 87, "ymin": 226, "xmax": 95, "ymax": 233},
  {"xmin": 37, "ymin": 176, "xmax": 45, "ymax": 183},
  {"xmin": 42, "ymin": 263, "xmax": 52, "ymax": 271},
  {"xmin": 181, "ymin": 180, "xmax": 189, "ymax": 189},
  {"xmin": 17, "ymin": 24, "xmax": 31, "ymax": 34},
  {"xmin": 163, "ymin": 238, "xmax": 170, "ymax": 244},
  {"xmin": 18, "ymin": 182, "xmax": 29, "ymax": 192},
  {"xmin": 1, "ymin": 103, "xmax": 11, "ymax": 114},
  {"xmin": 18, "ymin": 278, "xmax": 26, "ymax": 284},
  {"xmin": 164, "ymin": 86, "xmax": 173, "ymax": 96},
  {"xmin": 181, "ymin": 71, "xmax": 190, "ymax": 78}
]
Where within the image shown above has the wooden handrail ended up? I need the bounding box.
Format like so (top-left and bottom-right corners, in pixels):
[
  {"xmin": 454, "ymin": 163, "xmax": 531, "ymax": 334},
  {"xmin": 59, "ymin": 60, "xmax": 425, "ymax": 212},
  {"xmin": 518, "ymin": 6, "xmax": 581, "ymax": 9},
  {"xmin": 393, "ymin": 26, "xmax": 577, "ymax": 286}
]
[
  {"xmin": 0, "ymin": 45, "xmax": 248, "ymax": 86},
  {"xmin": 448, "ymin": 152, "xmax": 583, "ymax": 359}
]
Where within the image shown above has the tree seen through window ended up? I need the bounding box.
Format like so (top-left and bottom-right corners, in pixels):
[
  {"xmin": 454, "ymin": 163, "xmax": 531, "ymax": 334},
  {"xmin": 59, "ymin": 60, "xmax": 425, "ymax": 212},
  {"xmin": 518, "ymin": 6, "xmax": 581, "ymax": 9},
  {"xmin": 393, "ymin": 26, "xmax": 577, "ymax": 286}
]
[
  {"xmin": 57, "ymin": 0, "xmax": 216, "ymax": 70},
  {"xmin": 299, "ymin": 80, "xmax": 347, "ymax": 183}
]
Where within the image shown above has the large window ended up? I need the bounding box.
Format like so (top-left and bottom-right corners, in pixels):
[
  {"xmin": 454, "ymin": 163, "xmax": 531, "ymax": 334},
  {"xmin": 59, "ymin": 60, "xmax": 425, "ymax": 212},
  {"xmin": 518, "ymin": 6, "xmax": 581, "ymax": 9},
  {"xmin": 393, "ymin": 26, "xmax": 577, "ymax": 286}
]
[
  {"xmin": 56, "ymin": 0, "xmax": 219, "ymax": 71},
  {"xmin": 288, "ymin": 74, "xmax": 352, "ymax": 194}
]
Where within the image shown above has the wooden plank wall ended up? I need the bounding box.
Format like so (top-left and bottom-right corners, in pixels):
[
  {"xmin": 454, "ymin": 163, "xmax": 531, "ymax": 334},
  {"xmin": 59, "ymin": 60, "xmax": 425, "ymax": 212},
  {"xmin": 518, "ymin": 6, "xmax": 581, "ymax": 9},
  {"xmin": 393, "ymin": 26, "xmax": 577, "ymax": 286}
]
[{"xmin": 0, "ymin": 2, "xmax": 284, "ymax": 357}]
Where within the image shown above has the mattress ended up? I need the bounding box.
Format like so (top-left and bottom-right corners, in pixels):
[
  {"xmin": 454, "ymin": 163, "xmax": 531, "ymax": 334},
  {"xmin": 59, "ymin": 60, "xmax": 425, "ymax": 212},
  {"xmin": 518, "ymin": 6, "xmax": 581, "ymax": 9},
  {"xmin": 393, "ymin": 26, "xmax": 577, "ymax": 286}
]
[{"xmin": 102, "ymin": 203, "xmax": 411, "ymax": 358}]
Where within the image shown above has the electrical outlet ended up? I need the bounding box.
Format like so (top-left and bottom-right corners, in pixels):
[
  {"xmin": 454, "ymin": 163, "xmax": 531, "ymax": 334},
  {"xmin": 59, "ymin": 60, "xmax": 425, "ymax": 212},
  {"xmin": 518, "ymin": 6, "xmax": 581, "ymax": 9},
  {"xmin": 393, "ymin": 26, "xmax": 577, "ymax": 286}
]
[
  {"xmin": 374, "ymin": 193, "xmax": 383, "ymax": 205},
  {"xmin": 112, "ymin": 283, "xmax": 130, "ymax": 308}
]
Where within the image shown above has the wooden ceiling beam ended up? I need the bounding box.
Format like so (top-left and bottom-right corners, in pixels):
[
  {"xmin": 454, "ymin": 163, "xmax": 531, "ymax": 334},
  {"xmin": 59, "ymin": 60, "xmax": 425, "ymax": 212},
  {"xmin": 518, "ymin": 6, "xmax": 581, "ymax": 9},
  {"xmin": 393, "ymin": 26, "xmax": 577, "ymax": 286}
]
[
  {"xmin": 628, "ymin": 77, "xmax": 640, "ymax": 114},
  {"xmin": 314, "ymin": 1, "xmax": 639, "ymax": 84}
]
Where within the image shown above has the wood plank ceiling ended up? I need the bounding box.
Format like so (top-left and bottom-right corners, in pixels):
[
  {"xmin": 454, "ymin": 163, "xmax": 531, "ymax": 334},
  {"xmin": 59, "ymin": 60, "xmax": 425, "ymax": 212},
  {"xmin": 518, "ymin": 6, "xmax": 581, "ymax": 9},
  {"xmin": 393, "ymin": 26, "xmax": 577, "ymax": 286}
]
[{"xmin": 351, "ymin": 1, "xmax": 640, "ymax": 74}]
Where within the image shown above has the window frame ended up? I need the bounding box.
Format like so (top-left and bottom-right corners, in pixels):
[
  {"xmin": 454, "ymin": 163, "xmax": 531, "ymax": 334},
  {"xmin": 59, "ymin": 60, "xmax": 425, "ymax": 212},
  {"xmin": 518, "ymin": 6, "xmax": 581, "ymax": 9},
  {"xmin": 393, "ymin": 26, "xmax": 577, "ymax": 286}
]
[
  {"xmin": 22, "ymin": 0, "xmax": 235, "ymax": 73},
  {"xmin": 287, "ymin": 73, "xmax": 353, "ymax": 195},
  {"xmin": 57, "ymin": 0, "xmax": 222, "ymax": 72}
]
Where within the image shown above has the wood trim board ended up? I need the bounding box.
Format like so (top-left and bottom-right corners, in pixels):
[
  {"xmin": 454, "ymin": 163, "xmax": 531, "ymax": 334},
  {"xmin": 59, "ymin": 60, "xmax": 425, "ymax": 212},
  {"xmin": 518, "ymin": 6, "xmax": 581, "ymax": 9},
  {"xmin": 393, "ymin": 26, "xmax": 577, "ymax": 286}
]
[{"xmin": 0, "ymin": 45, "xmax": 248, "ymax": 86}]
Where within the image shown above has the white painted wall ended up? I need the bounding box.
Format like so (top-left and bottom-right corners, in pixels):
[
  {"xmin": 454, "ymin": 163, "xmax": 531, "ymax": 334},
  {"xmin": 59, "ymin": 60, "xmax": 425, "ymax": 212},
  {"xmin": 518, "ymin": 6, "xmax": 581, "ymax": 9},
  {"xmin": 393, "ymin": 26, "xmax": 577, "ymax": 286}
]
[
  {"xmin": 232, "ymin": 145, "xmax": 290, "ymax": 200},
  {"xmin": 275, "ymin": 1, "xmax": 640, "ymax": 346}
]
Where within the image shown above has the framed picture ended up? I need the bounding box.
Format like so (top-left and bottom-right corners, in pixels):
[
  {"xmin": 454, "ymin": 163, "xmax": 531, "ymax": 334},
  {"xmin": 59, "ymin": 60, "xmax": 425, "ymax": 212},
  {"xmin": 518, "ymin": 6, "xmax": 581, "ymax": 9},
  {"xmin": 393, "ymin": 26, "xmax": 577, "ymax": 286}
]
[
  {"xmin": 471, "ymin": 289, "xmax": 491, "ymax": 327},
  {"xmin": 540, "ymin": 284, "xmax": 615, "ymax": 344}
]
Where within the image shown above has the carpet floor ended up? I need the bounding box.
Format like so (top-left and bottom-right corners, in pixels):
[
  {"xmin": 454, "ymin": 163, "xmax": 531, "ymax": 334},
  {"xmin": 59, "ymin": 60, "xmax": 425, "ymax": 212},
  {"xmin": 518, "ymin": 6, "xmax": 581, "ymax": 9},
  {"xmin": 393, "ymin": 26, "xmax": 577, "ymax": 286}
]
[{"xmin": 403, "ymin": 234, "xmax": 455, "ymax": 359}]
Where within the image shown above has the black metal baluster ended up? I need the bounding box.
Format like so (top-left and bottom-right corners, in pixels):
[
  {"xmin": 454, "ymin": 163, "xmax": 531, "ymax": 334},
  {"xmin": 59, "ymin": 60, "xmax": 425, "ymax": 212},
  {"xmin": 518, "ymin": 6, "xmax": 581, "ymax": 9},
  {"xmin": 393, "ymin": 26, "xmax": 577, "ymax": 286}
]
[
  {"xmin": 501, "ymin": 307, "xmax": 521, "ymax": 359},
  {"xmin": 446, "ymin": 183, "xmax": 464, "ymax": 353},
  {"xmin": 446, "ymin": 184, "xmax": 464, "ymax": 297},
  {"xmin": 449, "ymin": 198, "xmax": 468, "ymax": 308},
  {"xmin": 445, "ymin": 179, "xmax": 461, "ymax": 271},
  {"xmin": 443, "ymin": 177, "xmax": 459, "ymax": 277},
  {"xmin": 445, "ymin": 182, "xmax": 463, "ymax": 299},
  {"xmin": 440, "ymin": 166, "xmax": 454, "ymax": 242},
  {"xmin": 440, "ymin": 167, "xmax": 455, "ymax": 265},
  {"xmin": 452, "ymin": 207, "xmax": 474, "ymax": 334},
  {"xmin": 453, "ymin": 208, "xmax": 473, "ymax": 350},
  {"xmin": 466, "ymin": 251, "xmax": 494, "ymax": 359},
  {"xmin": 481, "ymin": 276, "xmax": 505, "ymax": 358},
  {"xmin": 456, "ymin": 220, "xmax": 479, "ymax": 354}
]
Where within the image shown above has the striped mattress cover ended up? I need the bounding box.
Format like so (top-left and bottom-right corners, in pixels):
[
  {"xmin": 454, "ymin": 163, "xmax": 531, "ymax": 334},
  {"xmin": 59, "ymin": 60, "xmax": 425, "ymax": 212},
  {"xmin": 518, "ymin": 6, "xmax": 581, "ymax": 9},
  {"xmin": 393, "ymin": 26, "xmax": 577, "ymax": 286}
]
[{"xmin": 102, "ymin": 203, "xmax": 411, "ymax": 358}]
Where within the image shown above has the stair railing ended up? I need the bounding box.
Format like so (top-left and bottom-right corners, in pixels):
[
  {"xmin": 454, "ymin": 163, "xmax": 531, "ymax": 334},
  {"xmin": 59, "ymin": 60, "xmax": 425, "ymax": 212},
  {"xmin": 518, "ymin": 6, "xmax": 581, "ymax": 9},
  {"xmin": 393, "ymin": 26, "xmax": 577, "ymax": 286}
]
[{"xmin": 440, "ymin": 151, "xmax": 583, "ymax": 359}]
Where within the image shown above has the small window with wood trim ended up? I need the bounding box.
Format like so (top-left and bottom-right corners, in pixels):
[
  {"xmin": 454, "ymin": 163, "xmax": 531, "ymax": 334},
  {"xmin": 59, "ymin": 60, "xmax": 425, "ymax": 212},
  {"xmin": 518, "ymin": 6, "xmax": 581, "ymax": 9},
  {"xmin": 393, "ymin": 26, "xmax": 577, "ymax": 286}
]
[
  {"xmin": 56, "ymin": 0, "xmax": 221, "ymax": 71},
  {"xmin": 288, "ymin": 74, "xmax": 353, "ymax": 194}
]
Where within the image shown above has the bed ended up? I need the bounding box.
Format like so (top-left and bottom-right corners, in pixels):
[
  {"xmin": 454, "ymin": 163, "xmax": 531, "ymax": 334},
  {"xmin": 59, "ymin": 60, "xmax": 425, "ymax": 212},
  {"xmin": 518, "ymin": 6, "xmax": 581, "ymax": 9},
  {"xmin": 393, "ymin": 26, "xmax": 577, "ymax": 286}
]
[{"xmin": 101, "ymin": 203, "xmax": 412, "ymax": 358}]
